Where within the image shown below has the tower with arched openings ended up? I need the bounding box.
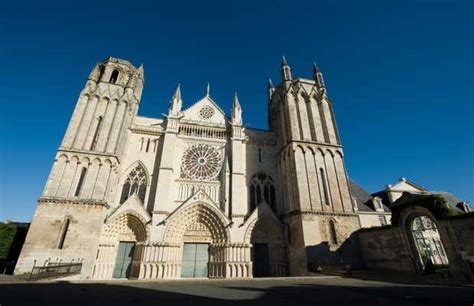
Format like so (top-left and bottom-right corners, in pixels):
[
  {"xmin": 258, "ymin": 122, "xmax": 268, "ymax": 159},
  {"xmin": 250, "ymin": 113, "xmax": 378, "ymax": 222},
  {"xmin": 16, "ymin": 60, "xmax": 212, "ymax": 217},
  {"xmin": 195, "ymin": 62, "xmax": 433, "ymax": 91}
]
[{"xmin": 15, "ymin": 57, "xmax": 388, "ymax": 280}]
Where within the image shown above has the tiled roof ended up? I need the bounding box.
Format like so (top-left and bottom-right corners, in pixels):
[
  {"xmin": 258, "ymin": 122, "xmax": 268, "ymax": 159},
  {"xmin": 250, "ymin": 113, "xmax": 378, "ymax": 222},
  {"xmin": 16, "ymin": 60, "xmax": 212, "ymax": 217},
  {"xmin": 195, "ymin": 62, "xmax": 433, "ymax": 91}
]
[
  {"xmin": 348, "ymin": 178, "xmax": 372, "ymax": 212},
  {"xmin": 348, "ymin": 179, "xmax": 390, "ymax": 212}
]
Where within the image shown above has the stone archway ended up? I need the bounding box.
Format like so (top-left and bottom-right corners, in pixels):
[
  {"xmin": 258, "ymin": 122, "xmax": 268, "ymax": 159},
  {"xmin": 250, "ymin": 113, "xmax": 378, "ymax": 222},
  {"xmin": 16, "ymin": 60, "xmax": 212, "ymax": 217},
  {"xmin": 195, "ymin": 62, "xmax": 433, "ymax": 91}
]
[
  {"xmin": 92, "ymin": 212, "xmax": 148, "ymax": 280},
  {"xmin": 408, "ymin": 214, "xmax": 449, "ymax": 272},
  {"xmin": 245, "ymin": 215, "xmax": 287, "ymax": 277},
  {"xmin": 164, "ymin": 202, "xmax": 228, "ymax": 244},
  {"xmin": 163, "ymin": 202, "xmax": 229, "ymax": 278}
]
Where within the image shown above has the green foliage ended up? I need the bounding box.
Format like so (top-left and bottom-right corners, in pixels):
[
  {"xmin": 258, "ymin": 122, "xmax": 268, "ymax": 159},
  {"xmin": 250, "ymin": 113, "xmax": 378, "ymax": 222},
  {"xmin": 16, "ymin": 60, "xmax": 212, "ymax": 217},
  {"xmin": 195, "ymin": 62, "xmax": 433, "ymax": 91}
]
[
  {"xmin": 391, "ymin": 195, "xmax": 459, "ymax": 225},
  {"xmin": 0, "ymin": 222, "xmax": 17, "ymax": 259}
]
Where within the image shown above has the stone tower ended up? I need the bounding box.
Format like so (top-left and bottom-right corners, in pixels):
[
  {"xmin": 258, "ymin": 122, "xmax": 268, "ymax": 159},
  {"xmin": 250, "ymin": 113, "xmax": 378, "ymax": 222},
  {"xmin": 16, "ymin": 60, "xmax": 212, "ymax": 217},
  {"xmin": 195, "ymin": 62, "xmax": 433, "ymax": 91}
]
[
  {"xmin": 268, "ymin": 58, "xmax": 359, "ymax": 275},
  {"xmin": 15, "ymin": 58, "xmax": 144, "ymax": 276}
]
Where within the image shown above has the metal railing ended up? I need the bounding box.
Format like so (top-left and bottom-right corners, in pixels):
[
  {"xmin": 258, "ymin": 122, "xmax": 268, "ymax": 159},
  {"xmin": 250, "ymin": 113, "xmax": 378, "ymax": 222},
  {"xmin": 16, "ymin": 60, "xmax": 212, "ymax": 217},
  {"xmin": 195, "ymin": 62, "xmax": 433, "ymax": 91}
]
[{"xmin": 29, "ymin": 261, "xmax": 83, "ymax": 280}]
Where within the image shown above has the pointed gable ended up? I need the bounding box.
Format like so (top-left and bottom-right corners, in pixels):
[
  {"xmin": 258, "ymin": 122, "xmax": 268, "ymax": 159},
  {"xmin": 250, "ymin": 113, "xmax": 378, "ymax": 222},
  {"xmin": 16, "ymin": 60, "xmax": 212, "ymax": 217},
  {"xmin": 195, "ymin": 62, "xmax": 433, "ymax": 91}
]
[{"xmin": 182, "ymin": 95, "xmax": 227, "ymax": 126}]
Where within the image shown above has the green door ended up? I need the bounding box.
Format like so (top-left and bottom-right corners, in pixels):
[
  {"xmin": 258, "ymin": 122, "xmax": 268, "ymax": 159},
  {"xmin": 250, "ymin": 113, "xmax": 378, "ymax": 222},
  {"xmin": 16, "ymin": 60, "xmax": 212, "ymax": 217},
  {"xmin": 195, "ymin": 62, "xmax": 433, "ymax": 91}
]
[
  {"xmin": 181, "ymin": 243, "xmax": 209, "ymax": 278},
  {"xmin": 112, "ymin": 241, "xmax": 135, "ymax": 279},
  {"xmin": 253, "ymin": 243, "xmax": 270, "ymax": 277}
]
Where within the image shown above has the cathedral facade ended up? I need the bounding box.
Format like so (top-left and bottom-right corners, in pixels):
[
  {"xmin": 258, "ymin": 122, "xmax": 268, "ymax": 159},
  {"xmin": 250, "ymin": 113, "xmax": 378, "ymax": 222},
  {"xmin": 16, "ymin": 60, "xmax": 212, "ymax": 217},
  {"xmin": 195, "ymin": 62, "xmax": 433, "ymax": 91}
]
[{"xmin": 15, "ymin": 57, "xmax": 365, "ymax": 280}]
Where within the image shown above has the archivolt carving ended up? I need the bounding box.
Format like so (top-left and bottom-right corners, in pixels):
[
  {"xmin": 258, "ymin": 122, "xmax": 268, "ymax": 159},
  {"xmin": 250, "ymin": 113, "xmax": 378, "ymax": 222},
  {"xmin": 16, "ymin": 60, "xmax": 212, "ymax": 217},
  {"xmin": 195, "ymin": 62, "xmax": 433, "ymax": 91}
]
[
  {"xmin": 164, "ymin": 203, "xmax": 228, "ymax": 244},
  {"xmin": 244, "ymin": 215, "xmax": 283, "ymax": 244},
  {"xmin": 102, "ymin": 212, "xmax": 147, "ymax": 243}
]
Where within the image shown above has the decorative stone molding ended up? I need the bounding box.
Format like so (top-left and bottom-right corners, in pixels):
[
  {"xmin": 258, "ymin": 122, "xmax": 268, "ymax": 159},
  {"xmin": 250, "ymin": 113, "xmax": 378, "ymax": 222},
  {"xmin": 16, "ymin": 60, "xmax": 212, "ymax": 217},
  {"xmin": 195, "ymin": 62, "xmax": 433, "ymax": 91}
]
[
  {"xmin": 38, "ymin": 196, "xmax": 109, "ymax": 208},
  {"xmin": 129, "ymin": 125, "xmax": 163, "ymax": 136},
  {"xmin": 287, "ymin": 209, "xmax": 359, "ymax": 218},
  {"xmin": 163, "ymin": 202, "xmax": 229, "ymax": 244}
]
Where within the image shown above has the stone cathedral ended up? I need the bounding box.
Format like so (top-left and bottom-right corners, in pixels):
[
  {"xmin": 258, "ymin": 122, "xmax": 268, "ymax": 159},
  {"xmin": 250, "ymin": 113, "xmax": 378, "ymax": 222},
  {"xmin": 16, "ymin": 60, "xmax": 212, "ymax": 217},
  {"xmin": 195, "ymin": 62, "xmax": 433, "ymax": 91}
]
[{"xmin": 15, "ymin": 57, "xmax": 373, "ymax": 280}]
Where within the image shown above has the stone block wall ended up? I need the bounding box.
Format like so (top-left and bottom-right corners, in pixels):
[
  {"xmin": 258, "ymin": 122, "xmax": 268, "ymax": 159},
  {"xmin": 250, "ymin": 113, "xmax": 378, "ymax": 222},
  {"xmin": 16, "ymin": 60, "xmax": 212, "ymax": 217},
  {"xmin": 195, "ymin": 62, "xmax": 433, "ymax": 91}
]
[
  {"xmin": 288, "ymin": 212, "xmax": 361, "ymax": 274},
  {"xmin": 357, "ymin": 227, "xmax": 414, "ymax": 272},
  {"xmin": 357, "ymin": 212, "xmax": 474, "ymax": 282},
  {"xmin": 14, "ymin": 201, "xmax": 105, "ymax": 279}
]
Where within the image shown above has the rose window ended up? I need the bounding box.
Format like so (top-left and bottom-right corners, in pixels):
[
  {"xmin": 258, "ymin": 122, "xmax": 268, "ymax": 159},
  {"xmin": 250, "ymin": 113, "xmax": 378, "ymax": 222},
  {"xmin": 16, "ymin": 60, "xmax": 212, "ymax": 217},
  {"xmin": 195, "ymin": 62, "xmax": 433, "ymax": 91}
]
[
  {"xmin": 199, "ymin": 106, "xmax": 215, "ymax": 119},
  {"xmin": 181, "ymin": 144, "xmax": 222, "ymax": 180}
]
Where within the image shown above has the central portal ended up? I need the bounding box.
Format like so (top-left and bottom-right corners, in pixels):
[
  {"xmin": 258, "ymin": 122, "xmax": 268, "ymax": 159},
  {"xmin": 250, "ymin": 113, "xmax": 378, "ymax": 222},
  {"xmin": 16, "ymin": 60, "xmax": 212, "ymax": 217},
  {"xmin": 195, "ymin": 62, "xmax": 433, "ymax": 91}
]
[{"xmin": 181, "ymin": 243, "xmax": 209, "ymax": 278}]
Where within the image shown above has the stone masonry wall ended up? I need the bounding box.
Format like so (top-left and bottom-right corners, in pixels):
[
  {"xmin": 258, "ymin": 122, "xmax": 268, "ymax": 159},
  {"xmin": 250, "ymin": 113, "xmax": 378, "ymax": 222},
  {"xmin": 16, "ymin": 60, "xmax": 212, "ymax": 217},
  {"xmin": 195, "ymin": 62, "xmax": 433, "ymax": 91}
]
[
  {"xmin": 357, "ymin": 213, "xmax": 474, "ymax": 282},
  {"xmin": 15, "ymin": 201, "xmax": 105, "ymax": 279}
]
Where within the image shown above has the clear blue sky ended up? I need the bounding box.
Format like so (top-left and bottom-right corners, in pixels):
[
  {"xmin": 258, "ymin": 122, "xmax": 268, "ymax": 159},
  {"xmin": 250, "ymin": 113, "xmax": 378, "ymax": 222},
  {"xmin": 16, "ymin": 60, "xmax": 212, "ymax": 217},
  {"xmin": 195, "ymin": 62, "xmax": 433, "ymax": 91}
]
[{"xmin": 0, "ymin": 0, "xmax": 473, "ymax": 222}]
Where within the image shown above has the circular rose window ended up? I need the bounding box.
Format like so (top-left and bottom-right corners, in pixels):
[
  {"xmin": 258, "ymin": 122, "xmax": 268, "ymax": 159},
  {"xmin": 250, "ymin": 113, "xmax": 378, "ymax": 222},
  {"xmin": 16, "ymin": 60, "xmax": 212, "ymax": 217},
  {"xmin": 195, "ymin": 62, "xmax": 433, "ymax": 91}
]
[
  {"xmin": 181, "ymin": 144, "xmax": 222, "ymax": 180},
  {"xmin": 199, "ymin": 106, "xmax": 215, "ymax": 119}
]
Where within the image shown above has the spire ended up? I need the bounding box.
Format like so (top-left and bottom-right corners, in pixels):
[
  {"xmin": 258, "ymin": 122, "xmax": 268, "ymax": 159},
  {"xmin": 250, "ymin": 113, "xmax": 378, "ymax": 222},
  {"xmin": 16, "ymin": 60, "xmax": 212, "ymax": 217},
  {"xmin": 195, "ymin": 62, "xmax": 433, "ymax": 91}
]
[
  {"xmin": 268, "ymin": 78, "xmax": 274, "ymax": 88},
  {"xmin": 174, "ymin": 83, "xmax": 181, "ymax": 100},
  {"xmin": 231, "ymin": 92, "xmax": 242, "ymax": 125},
  {"xmin": 312, "ymin": 62, "xmax": 319, "ymax": 74},
  {"xmin": 280, "ymin": 55, "xmax": 292, "ymax": 81},
  {"xmin": 233, "ymin": 92, "xmax": 241, "ymax": 107},
  {"xmin": 168, "ymin": 83, "xmax": 182, "ymax": 116},
  {"xmin": 267, "ymin": 78, "xmax": 275, "ymax": 100},
  {"xmin": 312, "ymin": 61, "xmax": 325, "ymax": 90},
  {"xmin": 206, "ymin": 82, "xmax": 210, "ymax": 97}
]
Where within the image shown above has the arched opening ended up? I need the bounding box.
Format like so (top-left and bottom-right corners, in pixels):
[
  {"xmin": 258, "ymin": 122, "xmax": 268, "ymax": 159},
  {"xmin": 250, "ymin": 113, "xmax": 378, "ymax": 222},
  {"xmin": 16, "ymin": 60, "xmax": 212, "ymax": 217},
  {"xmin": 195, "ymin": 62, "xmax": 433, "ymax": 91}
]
[
  {"xmin": 410, "ymin": 215, "xmax": 449, "ymax": 272},
  {"xmin": 249, "ymin": 172, "xmax": 277, "ymax": 212},
  {"xmin": 57, "ymin": 218, "xmax": 70, "ymax": 249},
  {"xmin": 100, "ymin": 213, "xmax": 147, "ymax": 279},
  {"xmin": 328, "ymin": 220, "xmax": 337, "ymax": 245},
  {"xmin": 247, "ymin": 216, "xmax": 286, "ymax": 277},
  {"xmin": 120, "ymin": 164, "xmax": 147, "ymax": 204},
  {"xmin": 109, "ymin": 69, "xmax": 119, "ymax": 84},
  {"xmin": 90, "ymin": 116, "xmax": 103, "ymax": 150},
  {"xmin": 98, "ymin": 65, "xmax": 105, "ymax": 80},
  {"xmin": 74, "ymin": 167, "xmax": 87, "ymax": 197},
  {"xmin": 163, "ymin": 203, "xmax": 228, "ymax": 279},
  {"xmin": 320, "ymin": 167, "xmax": 330, "ymax": 206}
]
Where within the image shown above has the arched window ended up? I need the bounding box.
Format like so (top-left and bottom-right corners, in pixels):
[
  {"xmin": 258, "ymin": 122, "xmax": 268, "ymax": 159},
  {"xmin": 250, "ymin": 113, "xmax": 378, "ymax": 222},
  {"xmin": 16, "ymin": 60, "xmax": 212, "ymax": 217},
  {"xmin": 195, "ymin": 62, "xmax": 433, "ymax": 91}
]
[
  {"xmin": 57, "ymin": 218, "xmax": 70, "ymax": 249},
  {"xmin": 249, "ymin": 172, "xmax": 277, "ymax": 212},
  {"xmin": 410, "ymin": 215, "xmax": 449, "ymax": 268},
  {"xmin": 120, "ymin": 164, "xmax": 147, "ymax": 204},
  {"xmin": 328, "ymin": 220, "xmax": 337, "ymax": 244},
  {"xmin": 145, "ymin": 138, "xmax": 150, "ymax": 152},
  {"xmin": 320, "ymin": 168, "xmax": 330, "ymax": 206},
  {"xmin": 74, "ymin": 168, "xmax": 87, "ymax": 197},
  {"xmin": 98, "ymin": 65, "xmax": 105, "ymax": 80},
  {"xmin": 90, "ymin": 116, "xmax": 103, "ymax": 150},
  {"xmin": 109, "ymin": 69, "xmax": 119, "ymax": 84}
]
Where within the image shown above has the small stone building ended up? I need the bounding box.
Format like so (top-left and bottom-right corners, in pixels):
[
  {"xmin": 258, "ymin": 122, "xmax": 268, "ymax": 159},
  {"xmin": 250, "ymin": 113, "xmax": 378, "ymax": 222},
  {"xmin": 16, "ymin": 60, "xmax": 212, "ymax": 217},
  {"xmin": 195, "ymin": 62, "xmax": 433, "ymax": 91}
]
[{"xmin": 357, "ymin": 179, "xmax": 473, "ymax": 282}]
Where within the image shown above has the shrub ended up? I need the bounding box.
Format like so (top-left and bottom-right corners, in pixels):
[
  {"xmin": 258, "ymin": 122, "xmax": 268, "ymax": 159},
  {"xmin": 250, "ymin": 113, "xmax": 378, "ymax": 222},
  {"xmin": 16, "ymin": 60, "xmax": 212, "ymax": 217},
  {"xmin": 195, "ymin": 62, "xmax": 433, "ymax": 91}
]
[{"xmin": 0, "ymin": 222, "xmax": 17, "ymax": 259}]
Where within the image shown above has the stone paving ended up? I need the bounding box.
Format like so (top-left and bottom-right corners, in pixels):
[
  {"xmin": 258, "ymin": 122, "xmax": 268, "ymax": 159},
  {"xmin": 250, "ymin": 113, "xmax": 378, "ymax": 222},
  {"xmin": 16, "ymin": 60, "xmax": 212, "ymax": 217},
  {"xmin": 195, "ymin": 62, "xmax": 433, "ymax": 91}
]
[{"xmin": 0, "ymin": 276, "xmax": 473, "ymax": 306}]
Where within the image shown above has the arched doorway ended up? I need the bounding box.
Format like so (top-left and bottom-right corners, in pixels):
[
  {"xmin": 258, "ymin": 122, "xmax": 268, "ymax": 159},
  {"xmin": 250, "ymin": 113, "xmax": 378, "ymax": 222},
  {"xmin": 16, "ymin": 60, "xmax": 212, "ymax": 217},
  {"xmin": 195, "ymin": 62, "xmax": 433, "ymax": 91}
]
[
  {"xmin": 409, "ymin": 215, "xmax": 449, "ymax": 271},
  {"xmin": 92, "ymin": 213, "xmax": 147, "ymax": 280},
  {"xmin": 163, "ymin": 203, "xmax": 229, "ymax": 278},
  {"xmin": 246, "ymin": 216, "xmax": 286, "ymax": 277}
]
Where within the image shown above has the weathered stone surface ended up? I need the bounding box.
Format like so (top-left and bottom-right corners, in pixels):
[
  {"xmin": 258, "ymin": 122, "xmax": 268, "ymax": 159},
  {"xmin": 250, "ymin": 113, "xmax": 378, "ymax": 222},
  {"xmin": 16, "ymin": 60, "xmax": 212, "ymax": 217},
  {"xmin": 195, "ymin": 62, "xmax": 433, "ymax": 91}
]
[{"xmin": 15, "ymin": 57, "xmax": 392, "ymax": 280}]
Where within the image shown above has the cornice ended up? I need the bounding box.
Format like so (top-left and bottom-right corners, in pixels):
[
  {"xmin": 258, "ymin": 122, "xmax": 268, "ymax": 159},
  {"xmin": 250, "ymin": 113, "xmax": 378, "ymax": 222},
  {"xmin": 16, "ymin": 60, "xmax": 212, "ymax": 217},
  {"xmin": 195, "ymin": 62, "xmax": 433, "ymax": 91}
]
[
  {"xmin": 57, "ymin": 148, "xmax": 119, "ymax": 160},
  {"xmin": 38, "ymin": 196, "xmax": 109, "ymax": 208},
  {"xmin": 287, "ymin": 209, "xmax": 358, "ymax": 218},
  {"xmin": 129, "ymin": 125, "xmax": 163, "ymax": 136},
  {"xmin": 276, "ymin": 140, "xmax": 343, "ymax": 158}
]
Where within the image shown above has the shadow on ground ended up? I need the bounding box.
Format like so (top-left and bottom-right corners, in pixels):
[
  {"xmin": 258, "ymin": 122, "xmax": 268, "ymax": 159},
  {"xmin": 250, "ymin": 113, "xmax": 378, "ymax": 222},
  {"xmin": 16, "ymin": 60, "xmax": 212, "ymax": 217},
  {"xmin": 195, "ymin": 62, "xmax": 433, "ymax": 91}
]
[{"xmin": 1, "ymin": 279, "xmax": 473, "ymax": 306}]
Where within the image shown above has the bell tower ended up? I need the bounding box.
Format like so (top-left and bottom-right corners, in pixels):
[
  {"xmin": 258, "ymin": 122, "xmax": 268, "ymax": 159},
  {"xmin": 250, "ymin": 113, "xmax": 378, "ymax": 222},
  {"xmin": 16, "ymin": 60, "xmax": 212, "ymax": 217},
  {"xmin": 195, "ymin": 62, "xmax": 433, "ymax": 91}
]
[
  {"xmin": 42, "ymin": 57, "xmax": 144, "ymax": 200},
  {"xmin": 269, "ymin": 58, "xmax": 359, "ymax": 275},
  {"xmin": 15, "ymin": 58, "xmax": 144, "ymax": 277},
  {"xmin": 61, "ymin": 57, "xmax": 144, "ymax": 157}
]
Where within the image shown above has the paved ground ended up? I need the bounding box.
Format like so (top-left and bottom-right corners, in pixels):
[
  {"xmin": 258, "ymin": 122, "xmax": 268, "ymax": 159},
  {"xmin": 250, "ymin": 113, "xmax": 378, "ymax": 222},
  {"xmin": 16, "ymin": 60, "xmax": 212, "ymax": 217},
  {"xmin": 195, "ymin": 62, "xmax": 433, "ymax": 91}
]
[{"xmin": 0, "ymin": 276, "xmax": 473, "ymax": 306}]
